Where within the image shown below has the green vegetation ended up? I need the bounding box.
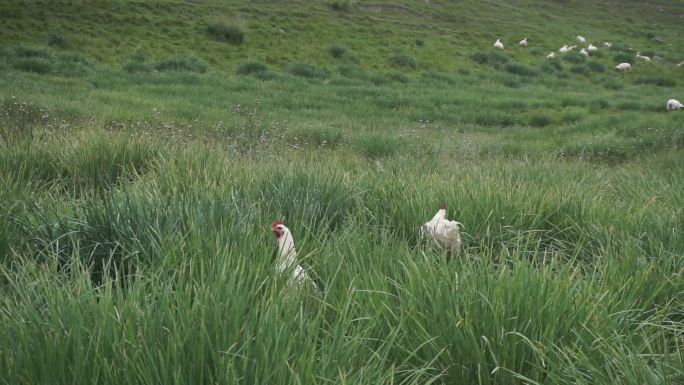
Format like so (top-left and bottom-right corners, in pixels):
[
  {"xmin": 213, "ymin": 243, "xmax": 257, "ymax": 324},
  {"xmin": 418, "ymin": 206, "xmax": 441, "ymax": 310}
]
[
  {"xmin": 207, "ymin": 21, "xmax": 245, "ymax": 45},
  {"xmin": 1, "ymin": 0, "xmax": 683, "ymax": 384}
]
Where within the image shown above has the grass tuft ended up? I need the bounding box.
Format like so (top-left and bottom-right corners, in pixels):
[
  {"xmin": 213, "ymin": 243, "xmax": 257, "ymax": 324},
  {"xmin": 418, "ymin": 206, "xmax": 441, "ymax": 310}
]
[
  {"xmin": 287, "ymin": 63, "xmax": 330, "ymax": 79},
  {"xmin": 207, "ymin": 21, "xmax": 245, "ymax": 45},
  {"xmin": 153, "ymin": 56, "xmax": 207, "ymax": 73},
  {"xmin": 235, "ymin": 60, "xmax": 271, "ymax": 79},
  {"xmin": 389, "ymin": 49, "xmax": 417, "ymax": 68}
]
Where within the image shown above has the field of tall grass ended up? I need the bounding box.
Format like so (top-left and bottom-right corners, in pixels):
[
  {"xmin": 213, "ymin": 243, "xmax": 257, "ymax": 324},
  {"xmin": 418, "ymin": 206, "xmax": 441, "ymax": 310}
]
[{"xmin": 1, "ymin": 0, "xmax": 683, "ymax": 384}]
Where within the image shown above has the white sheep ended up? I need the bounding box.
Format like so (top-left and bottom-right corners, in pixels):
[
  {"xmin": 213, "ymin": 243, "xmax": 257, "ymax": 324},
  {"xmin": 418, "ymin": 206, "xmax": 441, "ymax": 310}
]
[
  {"xmin": 603, "ymin": 42, "xmax": 613, "ymax": 48},
  {"xmin": 615, "ymin": 63, "xmax": 631, "ymax": 72},
  {"xmin": 576, "ymin": 35, "xmax": 586, "ymax": 43},
  {"xmin": 587, "ymin": 44, "xmax": 598, "ymax": 52},
  {"xmin": 636, "ymin": 52, "xmax": 651, "ymax": 62},
  {"xmin": 519, "ymin": 38, "xmax": 528, "ymax": 47},
  {"xmin": 547, "ymin": 52, "xmax": 556, "ymax": 59},
  {"xmin": 580, "ymin": 48, "xmax": 589, "ymax": 57},
  {"xmin": 667, "ymin": 99, "xmax": 683, "ymax": 111},
  {"xmin": 493, "ymin": 39, "xmax": 504, "ymax": 49}
]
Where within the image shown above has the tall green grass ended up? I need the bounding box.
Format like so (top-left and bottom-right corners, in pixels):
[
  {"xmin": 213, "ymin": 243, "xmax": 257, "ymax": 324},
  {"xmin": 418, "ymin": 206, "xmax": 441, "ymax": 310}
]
[
  {"xmin": 0, "ymin": 130, "xmax": 681, "ymax": 384},
  {"xmin": 1, "ymin": 1, "xmax": 683, "ymax": 383}
]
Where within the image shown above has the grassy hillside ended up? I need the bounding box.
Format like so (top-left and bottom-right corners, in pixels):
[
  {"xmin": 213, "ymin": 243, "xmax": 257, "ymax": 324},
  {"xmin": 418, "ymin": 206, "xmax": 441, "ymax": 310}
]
[
  {"xmin": 0, "ymin": 1, "xmax": 683, "ymax": 384},
  {"xmin": 2, "ymin": 0, "xmax": 684, "ymax": 69}
]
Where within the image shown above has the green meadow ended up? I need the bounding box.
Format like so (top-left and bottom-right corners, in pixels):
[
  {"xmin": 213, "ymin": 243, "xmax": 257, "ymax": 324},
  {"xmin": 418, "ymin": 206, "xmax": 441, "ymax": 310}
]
[{"xmin": 1, "ymin": 1, "xmax": 683, "ymax": 384}]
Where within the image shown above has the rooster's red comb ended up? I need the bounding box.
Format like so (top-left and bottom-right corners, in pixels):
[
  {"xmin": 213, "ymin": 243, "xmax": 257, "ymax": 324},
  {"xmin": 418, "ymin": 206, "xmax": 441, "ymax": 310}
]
[{"xmin": 272, "ymin": 219, "xmax": 285, "ymax": 227}]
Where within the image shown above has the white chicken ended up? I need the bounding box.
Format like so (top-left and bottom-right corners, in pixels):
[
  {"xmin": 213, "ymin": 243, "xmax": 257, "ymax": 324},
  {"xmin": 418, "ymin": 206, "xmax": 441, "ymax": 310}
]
[
  {"xmin": 667, "ymin": 99, "xmax": 683, "ymax": 111},
  {"xmin": 519, "ymin": 38, "xmax": 528, "ymax": 47},
  {"xmin": 421, "ymin": 203, "xmax": 463, "ymax": 256},
  {"xmin": 576, "ymin": 35, "xmax": 586, "ymax": 44},
  {"xmin": 271, "ymin": 220, "xmax": 320, "ymax": 295},
  {"xmin": 587, "ymin": 44, "xmax": 598, "ymax": 52},
  {"xmin": 635, "ymin": 52, "xmax": 651, "ymax": 62},
  {"xmin": 493, "ymin": 39, "xmax": 504, "ymax": 49}
]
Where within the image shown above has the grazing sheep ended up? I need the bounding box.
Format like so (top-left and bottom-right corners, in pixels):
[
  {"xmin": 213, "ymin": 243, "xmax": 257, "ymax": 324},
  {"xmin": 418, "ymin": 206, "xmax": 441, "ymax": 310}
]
[
  {"xmin": 615, "ymin": 62, "xmax": 631, "ymax": 72},
  {"xmin": 547, "ymin": 52, "xmax": 556, "ymax": 59},
  {"xmin": 580, "ymin": 48, "xmax": 589, "ymax": 57},
  {"xmin": 636, "ymin": 52, "xmax": 651, "ymax": 62},
  {"xmin": 519, "ymin": 38, "xmax": 528, "ymax": 47},
  {"xmin": 587, "ymin": 44, "xmax": 598, "ymax": 52},
  {"xmin": 603, "ymin": 42, "xmax": 613, "ymax": 48},
  {"xmin": 667, "ymin": 99, "xmax": 683, "ymax": 111},
  {"xmin": 576, "ymin": 35, "xmax": 586, "ymax": 43},
  {"xmin": 493, "ymin": 39, "xmax": 504, "ymax": 49}
]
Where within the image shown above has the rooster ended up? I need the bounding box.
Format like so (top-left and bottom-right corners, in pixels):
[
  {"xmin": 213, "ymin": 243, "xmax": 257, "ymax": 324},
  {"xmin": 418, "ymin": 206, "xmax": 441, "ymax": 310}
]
[
  {"xmin": 421, "ymin": 203, "xmax": 463, "ymax": 256},
  {"xmin": 271, "ymin": 220, "xmax": 320, "ymax": 295}
]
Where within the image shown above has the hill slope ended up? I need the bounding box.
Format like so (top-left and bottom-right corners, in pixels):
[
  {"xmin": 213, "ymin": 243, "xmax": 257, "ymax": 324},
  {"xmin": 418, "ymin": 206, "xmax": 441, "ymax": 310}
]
[{"xmin": 2, "ymin": 0, "xmax": 684, "ymax": 70}]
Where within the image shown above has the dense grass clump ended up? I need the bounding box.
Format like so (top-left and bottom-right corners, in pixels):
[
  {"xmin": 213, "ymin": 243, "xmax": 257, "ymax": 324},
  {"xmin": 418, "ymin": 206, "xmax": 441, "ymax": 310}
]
[
  {"xmin": 329, "ymin": 0, "xmax": 351, "ymax": 12},
  {"xmin": 287, "ymin": 63, "xmax": 330, "ymax": 79},
  {"xmin": 329, "ymin": 44, "xmax": 348, "ymax": 59},
  {"xmin": 635, "ymin": 75, "xmax": 676, "ymax": 87},
  {"xmin": 5, "ymin": 45, "xmax": 94, "ymax": 76},
  {"xmin": 45, "ymin": 32, "xmax": 69, "ymax": 48},
  {"xmin": 587, "ymin": 61, "xmax": 605, "ymax": 73},
  {"xmin": 153, "ymin": 56, "xmax": 208, "ymax": 73},
  {"xmin": 389, "ymin": 49, "xmax": 417, "ymax": 68},
  {"xmin": 563, "ymin": 52, "xmax": 586, "ymax": 64},
  {"xmin": 235, "ymin": 60, "xmax": 271, "ymax": 79},
  {"xmin": 470, "ymin": 50, "xmax": 509, "ymax": 67},
  {"xmin": 356, "ymin": 132, "xmax": 400, "ymax": 158},
  {"xmin": 207, "ymin": 21, "xmax": 245, "ymax": 45},
  {"xmin": 504, "ymin": 62, "xmax": 537, "ymax": 76},
  {"xmin": 613, "ymin": 52, "xmax": 633, "ymax": 64}
]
